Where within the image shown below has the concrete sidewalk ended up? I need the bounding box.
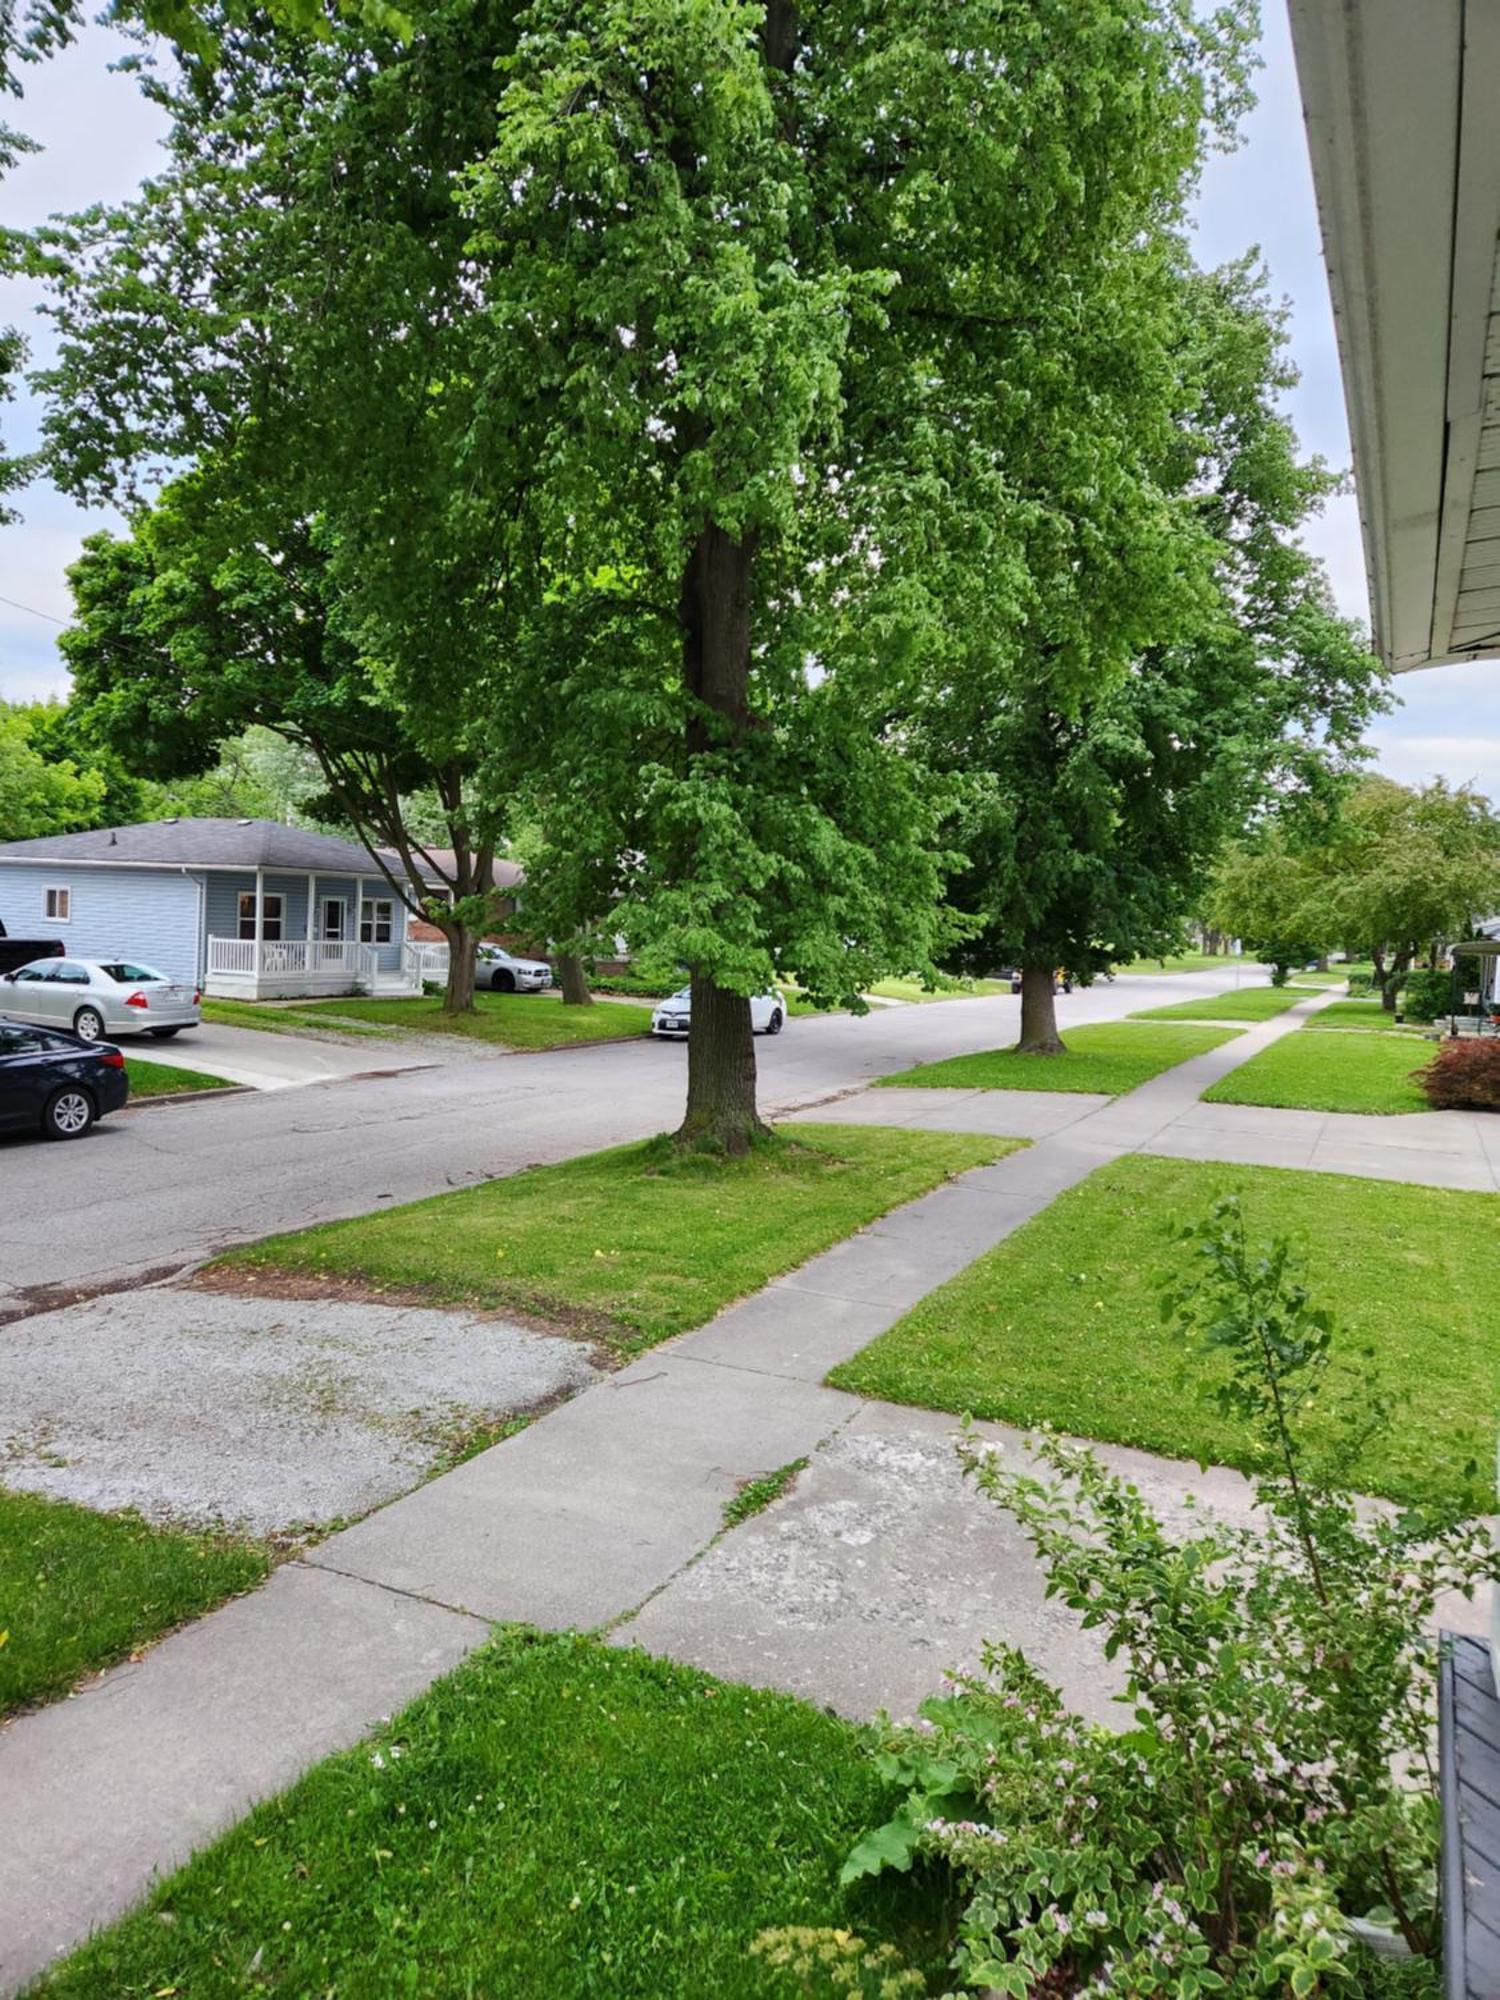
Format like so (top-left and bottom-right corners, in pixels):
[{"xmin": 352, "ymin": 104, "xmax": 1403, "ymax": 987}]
[
  {"xmin": 123, "ymin": 1017, "xmax": 436, "ymax": 1092},
  {"xmin": 0, "ymin": 984, "xmax": 1478, "ymax": 1993}
]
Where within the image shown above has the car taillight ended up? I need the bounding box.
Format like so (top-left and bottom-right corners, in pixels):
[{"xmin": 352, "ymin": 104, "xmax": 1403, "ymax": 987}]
[
  {"xmin": 125, "ymin": 991, "xmax": 149, "ymax": 1009},
  {"xmin": 193, "ymin": 987, "xmax": 202, "ymax": 1004},
  {"xmin": 98, "ymin": 1050, "xmax": 126, "ymax": 1069}
]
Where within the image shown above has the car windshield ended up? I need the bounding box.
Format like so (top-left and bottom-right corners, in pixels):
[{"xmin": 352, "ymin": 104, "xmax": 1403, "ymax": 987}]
[
  {"xmin": 98, "ymin": 963, "xmax": 169, "ymax": 983},
  {"xmin": 668, "ymin": 987, "xmax": 691, "ymax": 1003}
]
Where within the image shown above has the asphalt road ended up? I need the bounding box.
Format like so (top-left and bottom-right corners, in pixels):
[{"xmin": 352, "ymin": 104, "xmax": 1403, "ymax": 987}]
[{"xmin": 2, "ymin": 966, "xmax": 1265, "ymax": 1301}]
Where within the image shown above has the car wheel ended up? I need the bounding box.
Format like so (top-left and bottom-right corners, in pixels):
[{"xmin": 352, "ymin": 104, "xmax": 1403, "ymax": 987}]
[
  {"xmin": 766, "ymin": 1008, "xmax": 783, "ymax": 1035},
  {"xmin": 73, "ymin": 1006, "xmax": 106, "ymax": 1042},
  {"xmin": 43, "ymin": 1086, "xmax": 95, "ymax": 1140},
  {"xmin": 492, "ymin": 970, "xmax": 517, "ymax": 993},
  {"xmin": 148, "ymin": 1026, "xmax": 181, "ymax": 1040}
]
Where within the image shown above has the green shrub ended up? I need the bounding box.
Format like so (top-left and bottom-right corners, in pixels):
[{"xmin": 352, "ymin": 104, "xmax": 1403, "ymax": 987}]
[
  {"xmin": 1415, "ymin": 1037, "xmax": 1500, "ymax": 1111},
  {"xmin": 1399, "ymin": 969, "xmax": 1458, "ymax": 1024},
  {"xmin": 1346, "ymin": 972, "xmax": 1374, "ymax": 997},
  {"xmin": 844, "ymin": 1199, "xmax": 1496, "ymax": 1997}
]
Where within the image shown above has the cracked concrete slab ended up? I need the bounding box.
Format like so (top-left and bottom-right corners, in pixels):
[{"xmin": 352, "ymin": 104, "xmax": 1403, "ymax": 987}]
[{"xmin": 0, "ymin": 1288, "xmax": 601, "ymax": 1534}]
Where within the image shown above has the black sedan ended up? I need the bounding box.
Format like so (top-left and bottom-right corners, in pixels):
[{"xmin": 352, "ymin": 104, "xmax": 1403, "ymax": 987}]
[{"xmin": 0, "ymin": 1017, "xmax": 131, "ymax": 1140}]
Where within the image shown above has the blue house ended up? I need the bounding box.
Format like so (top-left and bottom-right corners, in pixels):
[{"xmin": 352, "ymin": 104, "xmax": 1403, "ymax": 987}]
[{"xmin": 0, "ymin": 819, "xmax": 435, "ymax": 998}]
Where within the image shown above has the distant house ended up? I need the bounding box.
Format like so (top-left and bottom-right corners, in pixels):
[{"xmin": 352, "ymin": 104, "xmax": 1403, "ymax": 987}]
[
  {"xmin": 0, "ymin": 818, "xmax": 436, "ymax": 999},
  {"xmin": 406, "ymin": 852, "xmax": 527, "ymax": 947}
]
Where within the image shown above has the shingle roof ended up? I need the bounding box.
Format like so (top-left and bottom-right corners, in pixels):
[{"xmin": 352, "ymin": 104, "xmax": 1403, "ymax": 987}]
[{"xmin": 0, "ymin": 818, "xmax": 424, "ymax": 878}]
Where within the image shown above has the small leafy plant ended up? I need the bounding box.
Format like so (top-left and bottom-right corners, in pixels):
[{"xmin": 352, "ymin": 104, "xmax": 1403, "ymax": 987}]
[
  {"xmin": 843, "ymin": 1199, "xmax": 1497, "ymax": 1997},
  {"xmin": 1414, "ymin": 1037, "xmax": 1500, "ymax": 1110}
]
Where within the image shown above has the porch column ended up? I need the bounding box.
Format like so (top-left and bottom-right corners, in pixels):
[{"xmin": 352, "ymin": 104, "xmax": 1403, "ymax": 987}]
[
  {"xmin": 306, "ymin": 873, "xmax": 315, "ymax": 944},
  {"xmin": 254, "ymin": 866, "xmax": 264, "ymax": 970}
]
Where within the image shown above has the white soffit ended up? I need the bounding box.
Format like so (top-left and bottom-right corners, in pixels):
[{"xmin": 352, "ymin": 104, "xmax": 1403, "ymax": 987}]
[{"xmin": 1288, "ymin": 0, "xmax": 1500, "ymax": 671}]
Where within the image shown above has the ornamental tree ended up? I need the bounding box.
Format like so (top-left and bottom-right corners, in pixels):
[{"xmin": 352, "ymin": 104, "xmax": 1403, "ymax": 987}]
[
  {"xmin": 61, "ymin": 473, "xmax": 507, "ymax": 1011},
  {"xmin": 927, "ymin": 260, "xmax": 1386, "ymax": 1053}
]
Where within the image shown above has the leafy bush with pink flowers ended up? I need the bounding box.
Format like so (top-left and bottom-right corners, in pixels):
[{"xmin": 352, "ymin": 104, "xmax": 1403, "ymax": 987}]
[{"xmin": 843, "ymin": 1202, "xmax": 1497, "ymax": 1998}]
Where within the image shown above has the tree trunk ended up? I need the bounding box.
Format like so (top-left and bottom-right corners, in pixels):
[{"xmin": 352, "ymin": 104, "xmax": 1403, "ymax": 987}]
[
  {"xmin": 677, "ymin": 974, "xmax": 766, "ymax": 1153},
  {"xmin": 1016, "ymin": 964, "xmax": 1065, "ymax": 1054},
  {"xmin": 557, "ymin": 952, "xmax": 593, "ymax": 1006},
  {"xmin": 673, "ymin": 522, "xmax": 768, "ymax": 1153},
  {"xmin": 1382, "ymin": 946, "xmax": 1412, "ymax": 1012},
  {"xmin": 439, "ymin": 920, "xmax": 476, "ymax": 1014}
]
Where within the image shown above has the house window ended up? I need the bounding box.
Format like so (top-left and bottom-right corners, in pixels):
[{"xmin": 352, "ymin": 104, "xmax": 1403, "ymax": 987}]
[
  {"xmin": 44, "ymin": 886, "xmax": 70, "ymax": 922},
  {"xmin": 237, "ymin": 891, "xmax": 283, "ymax": 941},
  {"xmin": 360, "ymin": 898, "xmax": 395, "ymax": 945}
]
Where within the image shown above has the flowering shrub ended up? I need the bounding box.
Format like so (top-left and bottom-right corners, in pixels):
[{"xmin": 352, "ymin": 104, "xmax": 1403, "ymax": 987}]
[
  {"xmin": 1414, "ymin": 1037, "xmax": 1500, "ymax": 1110},
  {"xmin": 843, "ymin": 1201, "xmax": 1497, "ymax": 1998}
]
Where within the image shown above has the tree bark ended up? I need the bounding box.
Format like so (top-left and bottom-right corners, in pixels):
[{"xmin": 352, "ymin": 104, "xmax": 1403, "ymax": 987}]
[
  {"xmin": 1382, "ymin": 945, "xmax": 1412, "ymax": 1012},
  {"xmin": 437, "ymin": 917, "xmax": 477, "ymax": 1014},
  {"xmin": 673, "ymin": 522, "xmax": 768, "ymax": 1153},
  {"xmin": 1016, "ymin": 964, "xmax": 1065, "ymax": 1054},
  {"xmin": 557, "ymin": 952, "xmax": 593, "ymax": 1006}
]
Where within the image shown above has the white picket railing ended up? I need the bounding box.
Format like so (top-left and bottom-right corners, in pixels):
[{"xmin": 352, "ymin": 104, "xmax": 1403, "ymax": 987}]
[{"xmin": 206, "ymin": 937, "xmax": 367, "ymax": 991}]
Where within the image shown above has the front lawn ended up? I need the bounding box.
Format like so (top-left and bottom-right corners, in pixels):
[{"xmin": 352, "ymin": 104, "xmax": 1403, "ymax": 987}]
[
  {"xmin": 37, "ymin": 1630, "xmax": 940, "ymax": 2000},
  {"xmin": 877, "ymin": 1022, "xmax": 1240, "ymax": 1097},
  {"xmin": 1112, "ymin": 951, "xmax": 1243, "ymax": 975},
  {"xmin": 299, "ymin": 990, "xmax": 655, "ymax": 1049},
  {"xmin": 125, "ymin": 1059, "xmax": 238, "ymax": 1098},
  {"xmin": 828, "ymin": 1155, "xmax": 1498, "ymax": 1513},
  {"xmin": 1305, "ymin": 999, "xmax": 1426, "ymax": 1034},
  {"xmin": 216, "ymin": 1125, "xmax": 1017, "ymax": 1355},
  {"xmin": 1128, "ymin": 986, "xmax": 1306, "ymax": 1023},
  {"xmin": 0, "ymin": 1488, "xmax": 270, "ymax": 1716},
  {"xmin": 1203, "ymin": 1023, "xmax": 1431, "ymax": 1114},
  {"xmin": 865, "ymin": 977, "xmax": 1010, "ymax": 1004},
  {"xmin": 201, "ymin": 997, "xmax": 396, "ymax": 1038}
]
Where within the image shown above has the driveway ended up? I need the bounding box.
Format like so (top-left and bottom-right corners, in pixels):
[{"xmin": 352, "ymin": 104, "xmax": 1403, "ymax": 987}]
[
  {"xmin": 123, "ymin": 1018, "xmax": 436, "ymax": 1092},
  {"xmin": 2, "ymin": 966, "xmax": 1265, "ymax": 1303}
]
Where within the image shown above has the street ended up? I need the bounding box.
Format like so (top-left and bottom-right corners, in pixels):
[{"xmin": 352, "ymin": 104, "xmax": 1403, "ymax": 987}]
[{"xmin": 1, "ymin": 968, "xmax": 1260, "ymax": 1302}]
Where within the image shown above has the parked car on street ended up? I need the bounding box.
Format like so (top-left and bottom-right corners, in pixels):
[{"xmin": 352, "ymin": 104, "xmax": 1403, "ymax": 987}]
[
  {"xmin": 0, "ymin": 917, "xmax": 64, "ymax": 976},
  {"xmin": 650, "ymin": 986, "xmax": 785, "ymax": 1038},
  {"xmin": 1008, "ymin": 968, "xmax": 1074, "ymax": 995},
  {"xmin": 475, "ymin": 944, "xmax": 553, "ymax": 993},
  {"xmin": 0, "ymin": 958, "xmax": 201, "ymax": 1041},
  {"xmin": 0, "ymin": 1019, "xmax": 130, "ymax": 1138}
]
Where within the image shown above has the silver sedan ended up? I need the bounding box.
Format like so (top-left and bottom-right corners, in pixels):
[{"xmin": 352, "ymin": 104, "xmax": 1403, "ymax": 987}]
[{"xmin": 0, "ymin": 957, "xmax": 202, "ymax": 1041}]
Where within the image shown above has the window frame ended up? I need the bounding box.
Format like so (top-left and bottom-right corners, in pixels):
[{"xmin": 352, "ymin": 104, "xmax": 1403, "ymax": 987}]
[
  {"xmin": 359, "ymin": 897, "xmax": 395, "ymax": 946},
  {"xmin": 237, "ymin": 890, "xmax": 284, "ymax": 942},
  {"xmin": 43, "ymin": 885, "xmax": 71, "ymax": 923}
]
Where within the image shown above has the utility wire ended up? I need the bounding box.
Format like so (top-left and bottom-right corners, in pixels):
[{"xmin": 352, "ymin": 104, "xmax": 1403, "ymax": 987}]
[{"xmin": 0, "ymin": 592, "xmax": 65, "ymax": 624}]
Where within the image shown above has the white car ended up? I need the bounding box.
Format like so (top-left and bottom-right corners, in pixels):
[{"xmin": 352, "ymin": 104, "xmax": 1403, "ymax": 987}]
[
  {"xmin": 0, "ymin": 957, "xmax": 201, "ymax": 1041},
  {"xmin": 651, "ymin": 986, "xmax": 786, "ymax": 1038},
  {"xmin": 476, "ymin": 944, "xmax": 553, "ymax": 993}
]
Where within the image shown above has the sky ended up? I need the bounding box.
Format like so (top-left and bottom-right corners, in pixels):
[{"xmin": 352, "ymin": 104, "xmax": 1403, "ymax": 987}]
[{"xmin": 1, "ymin": 2, "xmax": 1497, "ymax": 797}]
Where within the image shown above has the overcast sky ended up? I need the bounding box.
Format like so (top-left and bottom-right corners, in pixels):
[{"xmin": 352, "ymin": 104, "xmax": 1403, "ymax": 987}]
[{"xmin": 1, "ymin": 1, "xmax": 1496, "ymax": 798}]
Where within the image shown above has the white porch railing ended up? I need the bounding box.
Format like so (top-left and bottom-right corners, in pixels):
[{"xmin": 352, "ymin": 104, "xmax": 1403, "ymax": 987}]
[{"xmin": 206, "ymin": 937, "xmax": 368, "ymax": 995}]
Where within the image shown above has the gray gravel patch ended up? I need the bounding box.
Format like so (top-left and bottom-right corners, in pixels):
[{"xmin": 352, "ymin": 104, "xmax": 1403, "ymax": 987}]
[{"xmin": 0, "ymin": 1288, "xmax": 601, "ymax": 1535}]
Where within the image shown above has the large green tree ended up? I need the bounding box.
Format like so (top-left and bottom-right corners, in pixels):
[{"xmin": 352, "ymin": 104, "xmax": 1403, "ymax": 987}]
[
  {"xmin": 61, "ymin": 475, "xmax": 508, "ymax": 1010},
  {"xmin": 928, "ymin": 260, "xmax": 1386, "ymax": 1052},
  {"xmin": 0, "ymin": 698, "xmax": 106, "ymax": 838},
  {"xmin": 36, "ymin": 0, "xmax": 1252, "ymax": 1146}
]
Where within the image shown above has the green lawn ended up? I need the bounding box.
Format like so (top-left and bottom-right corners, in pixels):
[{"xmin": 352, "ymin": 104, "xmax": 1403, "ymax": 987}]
[
  {"xmin": 299, "ymin": 990, "xmax": 656, "ymax": 1048},
  {"xmin": 217, "ymin": 1125, "xmax": 1017, "ymax": 1355},
  {"xmin": 201, "ymin": 997, "xmax": 396, "ymax": 1038},
  {"xmin": 37, "ymin": 1630, "xmax": 939, "ymax": 1999},
  {"xmin": 865, "ymin": 976, "xmax": 1010, "ymax": 1004},
  {"xmin": 1305, "ymin": 999, "xmax": 1426, "ymax": 1034},
  {"xmin": 1128, "ymin": 986, "xmax": 1307, "ymax": 1023},
  {"xmin": 877, "ymin": 1022, "xmax": 1241, "ymax": 1097},
  {"xmin": 828, "ymin": 1155, "xmax": 1498, "ymax": 1512},
  {"xmin": 1291, "ymin": 960, "xmax": 1375, "ymax": 988},
  {"xmin": 125, "ymin": 1059, "xmax": 238, "ymax": 1098},
  {"xmin": 0, "ymin": 1489, "xmax": 270, "ymax": 1716},
  {"xmin": 1203, "ymin": 1023, "xmax": 1431, "ymax": 1114},
  {"xmin": 1112, "ymin": 951, "xmax": 1244, "ymax": 975}
]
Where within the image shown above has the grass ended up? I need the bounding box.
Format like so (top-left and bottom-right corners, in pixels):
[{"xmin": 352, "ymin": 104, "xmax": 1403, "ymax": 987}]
[
  {"xmin": 1128, "ymin": 986, "xmax": 1307, "ymax": 1023},
  {"xmin": 876, "ymin": 1022, "xmax": 1241, "ymax": 1097},
  {"xmin": 828, "ymin": 1154, "xmax": 1498, "ymax": 1513},
  {"xmin": 201, "ymin": 997, "xmax": 396, "ymax": 1039},
  {"xmin": 865, "ymin": 977, "xmax": 1010, "ymax": 1004},
  {"xmin": 1111, "ymin": 951, "xmax": 1244, "ymax": 975},
  {"xmin": 38, "ymin": 1629, "xmax": 942, "ymax": 1999},
  {"xmin": 0, "ymin": 1488, "xmax": 270, "ymax": 1716},
  {"xmin": 1203, "ymin": 1024, "xmax": 1431, "ymax": 1114},
  {"xmin": 1305, "ymin": 999, "xmax": 1427, "ymax": 1034},
  {"xmin": 124, "ymin": 1058, "xmax": 238, "ymax": 1098},
  {"xmin": 722, "ymin": 1458, "xmax": 807, "ymax": 1530},
  {"xmin": 215, "ymin": 1124, "xmax": 1019, "ymax": 1355},
  {"xmin": 1291, "ymin": 960, "xmax": 1376, "ymax": 989},
  {"xmin": 298, "ymin": 990, "xmax": 656, "ymax": 1048}
]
